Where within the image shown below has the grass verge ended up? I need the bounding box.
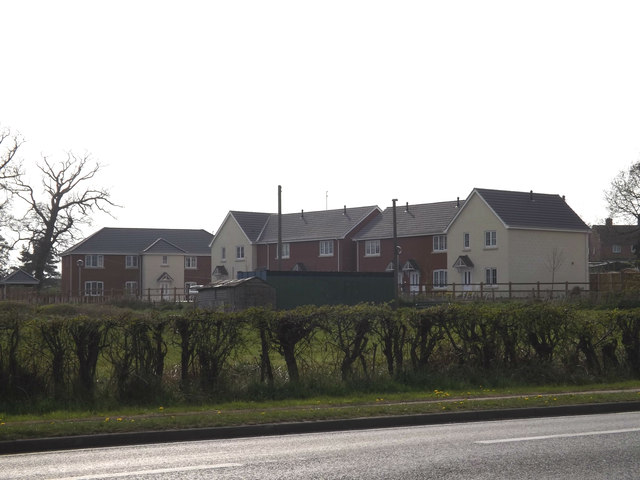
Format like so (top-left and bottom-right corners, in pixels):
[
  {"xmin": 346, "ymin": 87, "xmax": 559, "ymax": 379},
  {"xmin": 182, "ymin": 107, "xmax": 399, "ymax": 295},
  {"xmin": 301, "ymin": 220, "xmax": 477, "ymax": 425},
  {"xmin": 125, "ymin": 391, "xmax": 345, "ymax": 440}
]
[{"xmin": 1, "ymin": 382, "xmax": 639, "ymax": 442}]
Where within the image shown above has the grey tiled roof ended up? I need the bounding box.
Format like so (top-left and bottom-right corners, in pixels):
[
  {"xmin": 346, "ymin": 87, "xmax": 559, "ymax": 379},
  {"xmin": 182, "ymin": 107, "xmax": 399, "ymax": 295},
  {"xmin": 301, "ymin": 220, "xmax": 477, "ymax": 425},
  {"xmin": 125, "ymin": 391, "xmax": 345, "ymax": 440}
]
[
  {"xmin": 62, "ymin": 228, "xmax": 214, "ymax": 255},
  {"xmin": 0, "ymin": 269, "xmax": 39, "ymax": 285},
  {"xmin": 230, "ymin": 211, "xmax": 272, "ymax": 242},
  {"xmin": 473, "ymin": 188, "xmax": 590, "ymax": 231},
  {"xmin": 258, "ymin": 206, "xmax": 381, "ymax": 242},
  {"xmin": 353, "ymin": 201, "xmax": 462, "ymax": 240}
]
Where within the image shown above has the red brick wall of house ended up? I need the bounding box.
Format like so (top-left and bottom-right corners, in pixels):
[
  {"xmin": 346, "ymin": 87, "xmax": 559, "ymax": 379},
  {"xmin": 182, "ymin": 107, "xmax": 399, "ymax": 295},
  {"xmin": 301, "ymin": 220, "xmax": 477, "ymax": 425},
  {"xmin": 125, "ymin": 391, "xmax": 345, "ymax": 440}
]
[
  {"xmin": 185, "ymin": 256, "xmax": 212, "ymax": 285},
  {"xmin": 62, "ymin": 254, "xmax": 141, "ymax": 296},
  {"xmin": 62, "ymin": 254, "xmax": 212, "ymax": 296},
  {"xmin": 257, "ymin": 239, "xmax": 347, "ymax": 272},
  {"xmin": 356, "ymin": 235, "xmax": 448, "ymax": 290},
  {"xmin": 255, "ymin": 210, "xmax": 381, "ymax": 273}
]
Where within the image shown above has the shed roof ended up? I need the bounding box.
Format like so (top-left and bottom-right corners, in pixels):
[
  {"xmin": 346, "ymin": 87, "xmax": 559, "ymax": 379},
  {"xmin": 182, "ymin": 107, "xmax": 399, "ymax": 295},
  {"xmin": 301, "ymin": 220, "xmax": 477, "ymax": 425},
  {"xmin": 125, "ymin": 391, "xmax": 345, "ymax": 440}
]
[{"xmin": 0, "ymin": 269, "xmax": 39, "ymax": 285}]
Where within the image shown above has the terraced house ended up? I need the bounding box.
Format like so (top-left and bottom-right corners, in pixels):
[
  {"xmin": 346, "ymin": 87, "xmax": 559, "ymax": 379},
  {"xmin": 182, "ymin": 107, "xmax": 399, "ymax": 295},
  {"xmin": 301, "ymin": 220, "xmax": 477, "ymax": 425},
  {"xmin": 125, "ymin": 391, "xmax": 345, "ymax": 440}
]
[
  {"xmin": 61, "ymin": 228, "xmax": 213, "ymax": 300},
  {"xmin": 209, "ymin": 206, "xmax": 381, "ymax": 279}
]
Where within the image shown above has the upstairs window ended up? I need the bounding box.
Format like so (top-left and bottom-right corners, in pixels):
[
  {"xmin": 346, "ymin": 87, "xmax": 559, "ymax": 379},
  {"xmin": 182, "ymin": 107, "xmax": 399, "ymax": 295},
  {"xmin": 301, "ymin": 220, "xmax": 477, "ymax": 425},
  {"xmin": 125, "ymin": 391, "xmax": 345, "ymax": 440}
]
[
  {"xmin": 276, "ymin": 243, "xmax": 290, "ymax": 259},
  {"xmin": 463, "ymin": 232, "xmax": 470, "ymax": 250},
  {"xmin": 612, "ymin": 244, "xmax": 622, "ymax": 254},
  {"xmin": 221, "ymin": 247, "xmax": 226, "ymax": 261},
  {"xmin": 365, "ymin": 240, "xmax": 380, "ymax": 256},
  {"xmin": 185, "ymin": 256, "xmax": 197, "ymax": 269},
  {"xmin": 319, "ymin": 240, "xmax": 334, "ymax": 256},
  {"xmin": 485, "ymin": 230, "xmax": 497, "ymax": 248},
  {"xmin": 85, "ymin": 254, "xmax": 103, "ymax": 268},
  {"xmin": 433, "ymin": 235, "xmax": 447, "ymax": 252},
  {"xmin": 161, "ymin": 255, "xmax": 169, "ymax": 265},
  {"xmin": 125, "ymin": 255, "xmax": 138, "ymax": 269},
  {"xmin": 236, "ymin": 245, "xmax": 245, "ymax": 260}
]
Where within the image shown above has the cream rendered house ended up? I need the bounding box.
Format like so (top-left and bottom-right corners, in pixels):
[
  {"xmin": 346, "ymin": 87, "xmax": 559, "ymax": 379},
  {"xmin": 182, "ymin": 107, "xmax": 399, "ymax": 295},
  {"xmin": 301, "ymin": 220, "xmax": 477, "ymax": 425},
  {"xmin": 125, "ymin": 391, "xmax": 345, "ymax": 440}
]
[
  {"xmin": 210, "ymin": 211, "xmax": 271, "ymax": 280},
  {"xmin": 445, "ymin": 188, "xmax": 591, "ymax": 295}
]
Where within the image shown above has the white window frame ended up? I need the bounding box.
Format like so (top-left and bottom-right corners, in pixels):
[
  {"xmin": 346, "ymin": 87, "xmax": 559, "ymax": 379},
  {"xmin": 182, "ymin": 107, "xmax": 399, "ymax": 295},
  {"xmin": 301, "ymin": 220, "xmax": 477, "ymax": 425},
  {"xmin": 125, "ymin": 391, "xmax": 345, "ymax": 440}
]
[
  {"xmin": 125, "ymin": 255, "xmax": 138, "ymax": 269},
  {"xmin": 463, "ymin": 270, "xmax": 472, "ymax": 285},
  {"xmin": 161, "ymin": 255, "xmax": 169, "ymax": 266},
  {"xmin": 185, "ymin": 256, "xmax": 197, "ymax": 269},
  {"xmin": 433, "ymin": 235, "xmax": 447, "ymax": 252},
  {"xmin": 484, "ymin": 230, "xmax": 497, "ymax": 248},
  {"xmin": 433, "ymin": 269, "xmax": 447, "ymax": 289},
  {"xmin": 236, "ymin": 245, "xmax": 245, "ymax": 260},
  {"xmin": 277, "ymin": 243, "xmax": 290, "ymax": 259},
  {"xmin": 85, "ymin": 254, "xmax": 104, "ymax": 268},
  {"xmin": 124, "ymin": 281, "xmax": 138, "ymax": 296},
  {"xmin": 612, "ymin": 244, "xmax": 622, "ymax": 254},
  {"xmin": 84, "ymin": 281, "xmax": 104, "ymax": 296},
  {"xmin": 319, "ymin": 240, "xmax": 334, "ymax": 257},
  {"xmin": 365, "ymin": 240, "xmax": 380, "ymax": 257},
  {"xmin": 485, "ymin": 267, "xmax": 498, "ymax": 286},
  {"xmin": 463, "ymin": 232, "xmax": 470, "ymax": 250}
]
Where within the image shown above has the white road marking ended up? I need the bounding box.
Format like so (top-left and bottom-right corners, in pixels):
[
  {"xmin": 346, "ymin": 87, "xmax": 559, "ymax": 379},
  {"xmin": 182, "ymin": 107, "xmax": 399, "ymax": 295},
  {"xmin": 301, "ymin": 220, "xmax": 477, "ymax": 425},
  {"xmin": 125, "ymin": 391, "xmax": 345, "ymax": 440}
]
[
  {"xmin": 49, "ymin": 463, "xmax": 242, "ymax": 480},
  {"xmin": 476, "ymin": 427, "xmax": 640, "ymax": 444}
]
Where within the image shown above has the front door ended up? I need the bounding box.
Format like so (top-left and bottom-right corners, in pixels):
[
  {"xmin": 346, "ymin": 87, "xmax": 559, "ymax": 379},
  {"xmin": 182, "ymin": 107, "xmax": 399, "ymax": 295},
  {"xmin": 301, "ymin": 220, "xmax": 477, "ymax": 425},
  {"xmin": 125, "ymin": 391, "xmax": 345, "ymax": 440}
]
[
  {"xmin": 409, "ymin": 271, "xmax": 420, "ymax": 293},
  {"xmin": 463, "ymin": 270, "xmax": 472, "ymax": 291}
]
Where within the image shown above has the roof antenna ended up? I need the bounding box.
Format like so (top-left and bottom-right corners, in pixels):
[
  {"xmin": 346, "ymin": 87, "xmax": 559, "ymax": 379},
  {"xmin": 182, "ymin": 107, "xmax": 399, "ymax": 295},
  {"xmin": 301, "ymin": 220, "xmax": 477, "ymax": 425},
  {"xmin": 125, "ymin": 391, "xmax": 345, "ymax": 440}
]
[
  {"xmin": 529, "ymin": 190, "xmax": 534, "ymax": 201},
  {"xmin": 326, "ymin": 191, "xmax": 328, "ymax": 210}
]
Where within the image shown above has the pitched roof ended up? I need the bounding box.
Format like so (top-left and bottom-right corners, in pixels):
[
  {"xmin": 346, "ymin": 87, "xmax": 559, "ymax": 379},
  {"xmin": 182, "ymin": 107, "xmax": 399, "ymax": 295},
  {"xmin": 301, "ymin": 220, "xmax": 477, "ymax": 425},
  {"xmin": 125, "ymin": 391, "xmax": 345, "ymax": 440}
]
[
  {"xmin": 257, "ymin": 206, "xmax": 381, "ymax": 243},
  {"xmin": 0, "ymin": 269, "xmax": 39, "ymax": 285},
  {"xmin": 61, "ymin": 228, "xmax": 214, "ymax": 256},
  {"xmin": 353, "ymin": 201, "xmax": 462, "ymax": 240},
  {"xmin": 454, "ymin": 188, "xmax": 590, "ymax": 232},
  {"xmin": 143, "ymin": 238, "xmax": 186, "ymax": 254},
  {"xmin": 229, "ymin": 211, "xmax": 272, "ymax": 242}
]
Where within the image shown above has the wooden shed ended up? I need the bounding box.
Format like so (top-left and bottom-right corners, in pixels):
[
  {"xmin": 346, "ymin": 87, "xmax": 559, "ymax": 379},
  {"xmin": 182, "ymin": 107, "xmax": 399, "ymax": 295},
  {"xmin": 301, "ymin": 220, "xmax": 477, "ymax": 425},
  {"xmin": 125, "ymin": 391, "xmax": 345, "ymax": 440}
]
[
  {"xmin": 0, "ymin": 269, "xmax": 40, "ymax": 299},
  {"xmin": 195, "ymin": 276, "xmax": 276, "ymax": 311}
]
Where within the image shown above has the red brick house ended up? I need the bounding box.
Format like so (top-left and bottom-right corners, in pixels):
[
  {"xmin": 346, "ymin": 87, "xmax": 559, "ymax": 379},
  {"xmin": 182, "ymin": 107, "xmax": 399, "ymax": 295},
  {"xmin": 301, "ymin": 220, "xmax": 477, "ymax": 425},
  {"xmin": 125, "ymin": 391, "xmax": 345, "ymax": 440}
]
[
  {"xmin": 352, "ymin": 200, "xmax": 463, "ymax": 293},
  {"xmin": 590, "ymin": 218, "xmax": 640, "ymax": 269},
  {"xmin": 61, "ymin": 228, "xmax": 213, "ymax": 300}
]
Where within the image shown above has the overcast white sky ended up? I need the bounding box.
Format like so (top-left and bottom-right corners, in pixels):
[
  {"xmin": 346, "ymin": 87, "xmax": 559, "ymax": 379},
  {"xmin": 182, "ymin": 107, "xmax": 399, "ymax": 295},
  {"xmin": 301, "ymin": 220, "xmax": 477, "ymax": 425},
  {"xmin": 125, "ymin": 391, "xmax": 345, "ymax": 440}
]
[{"xmin": 3, "ymin": 1, "xmax": 640, "ymax": 238}]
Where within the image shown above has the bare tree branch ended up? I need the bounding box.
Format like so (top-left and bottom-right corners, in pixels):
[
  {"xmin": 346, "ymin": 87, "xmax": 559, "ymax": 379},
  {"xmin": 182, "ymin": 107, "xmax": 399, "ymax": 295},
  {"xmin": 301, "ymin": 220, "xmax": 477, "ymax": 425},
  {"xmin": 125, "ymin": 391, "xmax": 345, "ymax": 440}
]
[{"xmin": 13, "ymin": 151, "xmax": 120, "ymax": 283}]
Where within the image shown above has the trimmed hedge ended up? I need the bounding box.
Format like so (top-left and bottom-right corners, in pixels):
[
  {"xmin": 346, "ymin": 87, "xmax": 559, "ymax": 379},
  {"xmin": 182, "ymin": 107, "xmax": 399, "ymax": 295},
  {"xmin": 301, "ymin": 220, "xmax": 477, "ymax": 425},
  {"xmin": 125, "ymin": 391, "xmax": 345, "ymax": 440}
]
[{"xmin": 0, "ymin": 302, "xmax": 638, "ymax": 408}]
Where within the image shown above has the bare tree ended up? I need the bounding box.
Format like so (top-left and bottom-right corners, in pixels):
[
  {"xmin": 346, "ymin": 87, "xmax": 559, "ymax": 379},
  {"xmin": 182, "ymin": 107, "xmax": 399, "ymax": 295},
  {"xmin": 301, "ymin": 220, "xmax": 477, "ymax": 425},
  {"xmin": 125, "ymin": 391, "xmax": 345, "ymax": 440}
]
[
  {"xmin": 13, "ymin": 152, "xmax": 117, "ymax": 283},
  {"xmin": 0, "ymin": 127, "xmax": 24, "ymax": 274},
  {"xmin": 545, "ymin": 247, "xmax": 566, "ymax": 285},
  {"xmin": 604, "ymin": 161, "xmax": 640, "ymax": 225}
]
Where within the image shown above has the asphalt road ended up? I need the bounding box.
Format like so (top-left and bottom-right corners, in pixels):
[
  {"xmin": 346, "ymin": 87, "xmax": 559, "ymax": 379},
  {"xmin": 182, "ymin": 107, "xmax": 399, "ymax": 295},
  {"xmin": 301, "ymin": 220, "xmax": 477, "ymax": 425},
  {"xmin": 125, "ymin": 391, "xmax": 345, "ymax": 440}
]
[{"xmin": 3, "ymin": 411, "xmax": 640, "ymax": 479}]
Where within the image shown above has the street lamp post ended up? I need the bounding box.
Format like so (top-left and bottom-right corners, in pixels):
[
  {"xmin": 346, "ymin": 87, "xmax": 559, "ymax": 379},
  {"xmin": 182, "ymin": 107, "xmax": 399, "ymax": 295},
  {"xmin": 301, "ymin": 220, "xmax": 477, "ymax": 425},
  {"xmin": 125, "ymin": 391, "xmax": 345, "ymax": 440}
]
[{"xmin": 76, "ymin": 259, "xmax": 84, "ymax": 299}]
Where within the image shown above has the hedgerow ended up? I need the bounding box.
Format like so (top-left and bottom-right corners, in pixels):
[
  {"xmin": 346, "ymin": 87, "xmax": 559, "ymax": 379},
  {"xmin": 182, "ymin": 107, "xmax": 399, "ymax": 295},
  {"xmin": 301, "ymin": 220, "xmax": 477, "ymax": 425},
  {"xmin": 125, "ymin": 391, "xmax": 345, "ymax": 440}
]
[{"xmin": 0, "ymin": 301, "xmax": 638, "ymax": 410}]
